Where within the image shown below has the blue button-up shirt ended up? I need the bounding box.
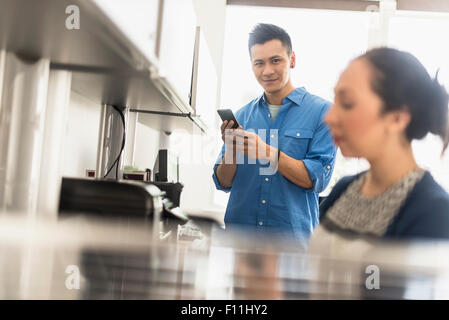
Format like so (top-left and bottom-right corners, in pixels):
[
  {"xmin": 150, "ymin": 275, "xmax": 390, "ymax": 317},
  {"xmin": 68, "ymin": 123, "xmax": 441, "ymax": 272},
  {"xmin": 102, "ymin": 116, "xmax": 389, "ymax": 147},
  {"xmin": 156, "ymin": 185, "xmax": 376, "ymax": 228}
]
[{"xmin": 212, "ymin": 87, "xmax": 337, "ymax": 244}]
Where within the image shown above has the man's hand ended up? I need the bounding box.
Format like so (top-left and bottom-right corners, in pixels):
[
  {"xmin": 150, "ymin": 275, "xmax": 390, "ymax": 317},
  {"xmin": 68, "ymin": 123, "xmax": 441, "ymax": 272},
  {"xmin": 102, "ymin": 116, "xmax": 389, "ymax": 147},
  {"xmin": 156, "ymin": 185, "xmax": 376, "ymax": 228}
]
[
  {"xmin": 218, "ymin": 123, "xmax": 312, "ymax": 190},
  {"xmin": 232, "ymin": 129, "xmax": 277, "ymax": 162},
  {"xmin": 215, "ymin": 120, "xmax": 242, "ymax": 188},
  {"xmin": 220, "ymin": 120, "xmax": 242, "ymax": 142},
  {"xmin": 221, "ymin": 120, "xmax": 242, "ymax": 164}
]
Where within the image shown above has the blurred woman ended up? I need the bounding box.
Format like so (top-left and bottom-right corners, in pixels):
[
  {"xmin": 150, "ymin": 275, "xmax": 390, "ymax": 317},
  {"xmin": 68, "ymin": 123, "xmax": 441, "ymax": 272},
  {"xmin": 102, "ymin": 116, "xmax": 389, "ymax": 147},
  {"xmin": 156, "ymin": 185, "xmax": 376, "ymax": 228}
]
[{"xmin": 312, "ymin": 47, "xmax": 449, "ymax": 244}]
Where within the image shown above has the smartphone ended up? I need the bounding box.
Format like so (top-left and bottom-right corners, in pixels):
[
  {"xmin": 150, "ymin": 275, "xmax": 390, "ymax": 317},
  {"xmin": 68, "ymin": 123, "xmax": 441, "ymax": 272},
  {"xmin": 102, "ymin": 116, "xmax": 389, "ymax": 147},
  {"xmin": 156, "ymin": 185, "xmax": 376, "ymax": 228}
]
[{"xmin": 217, "ymin": 109, "xmax": 240, "ymax": 129}]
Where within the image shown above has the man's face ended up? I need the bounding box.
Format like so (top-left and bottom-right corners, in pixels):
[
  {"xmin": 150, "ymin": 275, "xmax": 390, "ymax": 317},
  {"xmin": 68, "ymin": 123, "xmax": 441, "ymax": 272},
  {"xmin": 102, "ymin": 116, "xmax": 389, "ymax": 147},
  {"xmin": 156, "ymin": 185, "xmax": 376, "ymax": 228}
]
[{"xmin": 250, "ymin": 39, "xmax": 295, "ymax": 95}]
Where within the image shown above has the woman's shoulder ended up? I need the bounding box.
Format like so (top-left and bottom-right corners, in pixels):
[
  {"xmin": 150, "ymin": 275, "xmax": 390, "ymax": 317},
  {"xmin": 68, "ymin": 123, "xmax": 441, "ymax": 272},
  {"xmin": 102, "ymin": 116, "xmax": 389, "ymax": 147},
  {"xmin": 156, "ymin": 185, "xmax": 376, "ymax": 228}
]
[
  {"xmin": 319, "ymin": 172, "xmax": 365, "ymax": 219},
  {"xmin": 406, "ymin": 171, "xmax": 449, "ymax": 209},
  {"xmin": 387, "ymin": 171, "xmax": 449, "ymax": 239}
]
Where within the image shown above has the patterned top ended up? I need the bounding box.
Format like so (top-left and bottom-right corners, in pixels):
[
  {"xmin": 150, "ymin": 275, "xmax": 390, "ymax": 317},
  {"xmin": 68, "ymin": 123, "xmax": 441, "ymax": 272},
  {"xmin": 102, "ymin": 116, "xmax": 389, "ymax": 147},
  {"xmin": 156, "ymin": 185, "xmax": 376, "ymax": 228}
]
[{"xmin": 322, "ymin": 168, "xmax": 426, "ymax": 237}]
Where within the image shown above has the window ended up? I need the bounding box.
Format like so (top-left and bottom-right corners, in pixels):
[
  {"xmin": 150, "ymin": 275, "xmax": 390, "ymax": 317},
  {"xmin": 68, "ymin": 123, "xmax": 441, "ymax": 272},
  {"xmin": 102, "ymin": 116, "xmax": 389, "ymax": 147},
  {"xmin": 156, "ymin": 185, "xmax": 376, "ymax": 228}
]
[{"xmin": 221, "ymin": 5, "xmax": 372, "ymax": 109}]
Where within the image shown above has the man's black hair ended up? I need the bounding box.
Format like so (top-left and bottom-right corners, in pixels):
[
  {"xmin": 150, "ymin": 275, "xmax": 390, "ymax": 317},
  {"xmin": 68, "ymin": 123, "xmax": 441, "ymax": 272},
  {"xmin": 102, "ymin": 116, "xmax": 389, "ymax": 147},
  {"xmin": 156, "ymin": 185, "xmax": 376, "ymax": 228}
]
[{"xmin": 248, "ymin": 23, "xmax": 292, "ymax": 56}]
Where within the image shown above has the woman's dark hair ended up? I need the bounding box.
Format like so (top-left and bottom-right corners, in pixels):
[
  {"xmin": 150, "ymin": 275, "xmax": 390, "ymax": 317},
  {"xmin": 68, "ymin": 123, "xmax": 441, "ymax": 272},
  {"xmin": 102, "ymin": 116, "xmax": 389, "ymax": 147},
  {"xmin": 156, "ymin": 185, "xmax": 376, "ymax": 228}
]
[
  {"xmin": 359, "ymin": 47, "xmax": 449, "ymax": 155},
  {"xmin": 248, "ymin": 23, "xmax": 292, "ymax": 56}
]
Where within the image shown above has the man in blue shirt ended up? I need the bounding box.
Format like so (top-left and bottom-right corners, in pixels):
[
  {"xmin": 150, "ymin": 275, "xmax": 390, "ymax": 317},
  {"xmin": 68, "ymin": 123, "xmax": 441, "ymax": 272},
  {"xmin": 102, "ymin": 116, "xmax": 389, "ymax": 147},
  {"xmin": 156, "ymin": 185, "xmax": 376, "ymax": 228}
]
[{"xmin": 212, "ymin": 23, "xmax": 336, "ymax": 245}]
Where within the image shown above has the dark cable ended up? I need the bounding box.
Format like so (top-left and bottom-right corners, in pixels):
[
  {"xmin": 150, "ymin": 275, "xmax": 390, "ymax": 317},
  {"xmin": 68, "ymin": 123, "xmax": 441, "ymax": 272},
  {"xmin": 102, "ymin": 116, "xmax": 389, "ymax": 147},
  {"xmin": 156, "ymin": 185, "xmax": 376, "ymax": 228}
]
[{"xmin": 103, "ymin": 105, "xmax": 126, "ymax": 179}]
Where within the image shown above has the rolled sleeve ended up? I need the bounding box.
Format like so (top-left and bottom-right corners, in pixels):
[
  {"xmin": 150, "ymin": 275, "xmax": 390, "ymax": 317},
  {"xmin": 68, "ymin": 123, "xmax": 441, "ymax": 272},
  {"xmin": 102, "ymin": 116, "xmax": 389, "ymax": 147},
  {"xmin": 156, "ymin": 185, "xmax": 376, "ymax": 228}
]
[
  {"xmin": 302, "ymin": 103, "xmax": 337, "ymax": 193},
  {"xmin": 212, "ymin": 144, "xmax": 232, "ymax": 192},
  {"xmin": 303, "ymin": 158, "xmax": 334, "ymax": 193}
]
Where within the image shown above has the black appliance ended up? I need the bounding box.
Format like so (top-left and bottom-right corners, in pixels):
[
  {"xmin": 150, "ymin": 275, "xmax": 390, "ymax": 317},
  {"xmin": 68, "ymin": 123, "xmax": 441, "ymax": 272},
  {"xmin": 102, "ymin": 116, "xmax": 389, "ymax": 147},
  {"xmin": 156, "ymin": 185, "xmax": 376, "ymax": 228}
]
[{"xmin": 153, "ymin": 149, "xmax": 179, "ymax": 182}]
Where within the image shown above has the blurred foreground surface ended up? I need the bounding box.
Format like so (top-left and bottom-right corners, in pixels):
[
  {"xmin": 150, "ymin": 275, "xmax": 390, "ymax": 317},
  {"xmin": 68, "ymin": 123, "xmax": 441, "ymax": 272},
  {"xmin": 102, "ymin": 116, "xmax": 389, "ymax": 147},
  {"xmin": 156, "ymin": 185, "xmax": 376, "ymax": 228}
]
[{"xmin": 0, "ymin": 213, "xmax": 448, "ymax": 299}]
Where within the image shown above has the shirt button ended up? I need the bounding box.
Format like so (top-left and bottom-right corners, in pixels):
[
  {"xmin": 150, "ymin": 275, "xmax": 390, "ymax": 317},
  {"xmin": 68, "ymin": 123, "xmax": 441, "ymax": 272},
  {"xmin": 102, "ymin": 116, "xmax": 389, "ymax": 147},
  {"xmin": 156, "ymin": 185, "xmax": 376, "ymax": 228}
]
[
  {"xmin": 265, "ymin": 178, "xmax": 269, "ymax": 182},
  {"xmin": 259, "ymin": 221, "xmax": 263, "ymax": 226},
  {"xmin": 270, "ymin": 134, "xmax": 274, "ymax": 138},
  {"xmin": 296, "ymin": 132, "xmax": 301, "ymax": 137},
  {"xmin": 262, "ymin": 200, "xmax": 266, "ymax": 204},
  {"xmin": 327, "ymin": 165, "xmax": 331, "ymax": 169},
  {"xmin": 268, "ymin": 114, "xmax": 271, "ymax": 118}
]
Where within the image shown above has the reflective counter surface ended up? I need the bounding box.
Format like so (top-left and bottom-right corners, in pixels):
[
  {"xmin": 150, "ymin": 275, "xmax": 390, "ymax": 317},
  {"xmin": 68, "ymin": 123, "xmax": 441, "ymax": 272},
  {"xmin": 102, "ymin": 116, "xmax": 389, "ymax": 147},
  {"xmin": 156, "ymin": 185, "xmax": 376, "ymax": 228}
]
[{"xmin": 0, "ymin": 213, "xmax": 448, "ymax": 299}]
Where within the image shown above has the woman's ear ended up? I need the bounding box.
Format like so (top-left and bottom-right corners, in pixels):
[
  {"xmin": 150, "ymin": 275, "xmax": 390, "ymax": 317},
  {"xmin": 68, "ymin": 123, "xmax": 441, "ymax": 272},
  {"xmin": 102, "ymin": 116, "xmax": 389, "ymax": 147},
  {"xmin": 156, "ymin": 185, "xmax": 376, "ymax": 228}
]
[{"xmin": 388, "ymin": 107, "xmax": 411, "ymax": 133}]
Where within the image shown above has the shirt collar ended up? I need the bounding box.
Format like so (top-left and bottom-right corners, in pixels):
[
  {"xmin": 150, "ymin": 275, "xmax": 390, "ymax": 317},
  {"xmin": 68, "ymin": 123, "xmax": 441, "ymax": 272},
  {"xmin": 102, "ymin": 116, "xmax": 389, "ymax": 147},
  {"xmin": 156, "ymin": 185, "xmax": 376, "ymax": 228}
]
[{"xmin": 257, "ymin": 87, "xmax": 307, "ymax": 107}]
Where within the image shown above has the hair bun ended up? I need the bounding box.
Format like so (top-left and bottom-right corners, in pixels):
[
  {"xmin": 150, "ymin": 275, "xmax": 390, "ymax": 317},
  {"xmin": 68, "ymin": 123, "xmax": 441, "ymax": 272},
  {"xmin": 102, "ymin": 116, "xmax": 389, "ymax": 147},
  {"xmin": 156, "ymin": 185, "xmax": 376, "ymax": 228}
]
[{"xmin": 428, "ymin": 72, "xmax": 449, "ymax": 136}]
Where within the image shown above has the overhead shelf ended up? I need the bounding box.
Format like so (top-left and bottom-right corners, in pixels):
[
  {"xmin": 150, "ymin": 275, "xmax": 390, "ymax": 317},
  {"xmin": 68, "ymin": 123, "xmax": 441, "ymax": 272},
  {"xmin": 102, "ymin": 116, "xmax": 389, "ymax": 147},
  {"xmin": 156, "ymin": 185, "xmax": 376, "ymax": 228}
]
[
  {"xmin": 0, "ymin": 0, "xmax": 208, "ymax": 133},
  {"xmin": 66, "ymin": 66, "xmax": 207, "ymax": 133}
]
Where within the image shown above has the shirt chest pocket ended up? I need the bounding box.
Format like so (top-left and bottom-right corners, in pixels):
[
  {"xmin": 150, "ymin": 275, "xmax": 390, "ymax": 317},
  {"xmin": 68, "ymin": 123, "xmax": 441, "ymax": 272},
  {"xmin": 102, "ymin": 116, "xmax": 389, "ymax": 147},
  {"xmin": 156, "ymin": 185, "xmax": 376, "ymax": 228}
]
[{"xmin": 282, "ymin": 128, "xmax": 314, "ymax": 159}]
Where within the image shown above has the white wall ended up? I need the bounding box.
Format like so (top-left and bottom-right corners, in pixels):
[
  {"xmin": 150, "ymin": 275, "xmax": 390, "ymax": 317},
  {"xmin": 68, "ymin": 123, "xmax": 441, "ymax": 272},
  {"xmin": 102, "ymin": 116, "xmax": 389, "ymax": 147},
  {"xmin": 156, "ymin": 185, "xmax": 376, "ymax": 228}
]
[
  {"xmin": 133, "ymin": 121, "xmax": 160, "ymax": 171},
  {"xmin": 62, "ymin": 91, "xmax": 162, "ymax": 178},
  {"xmin": 61, "ymin": 91, "xmax": 101, "ymax": 177}
]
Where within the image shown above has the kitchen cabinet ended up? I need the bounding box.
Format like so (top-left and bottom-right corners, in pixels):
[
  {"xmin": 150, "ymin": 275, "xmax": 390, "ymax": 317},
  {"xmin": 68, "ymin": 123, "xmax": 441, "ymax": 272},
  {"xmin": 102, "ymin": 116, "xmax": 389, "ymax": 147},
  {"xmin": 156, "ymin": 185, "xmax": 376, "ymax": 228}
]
[
  {"xmin": 191, "ymin": 27, "xmax": 218, "ymax": 127},
  {"xmin": 156, "ymin": 0, "xmax": 197, "ymax": 108},
  {"xmin": 91, "ymin": 0, "xmax": 160, "ymax": 64}
]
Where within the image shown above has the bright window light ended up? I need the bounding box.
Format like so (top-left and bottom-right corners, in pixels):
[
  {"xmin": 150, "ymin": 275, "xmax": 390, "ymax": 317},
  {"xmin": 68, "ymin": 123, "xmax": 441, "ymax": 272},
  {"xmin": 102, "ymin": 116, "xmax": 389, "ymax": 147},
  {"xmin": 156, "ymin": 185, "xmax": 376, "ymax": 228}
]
[{"xmin": 221, "ymin": 5, "xmax": 372, "ymax": 109}]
